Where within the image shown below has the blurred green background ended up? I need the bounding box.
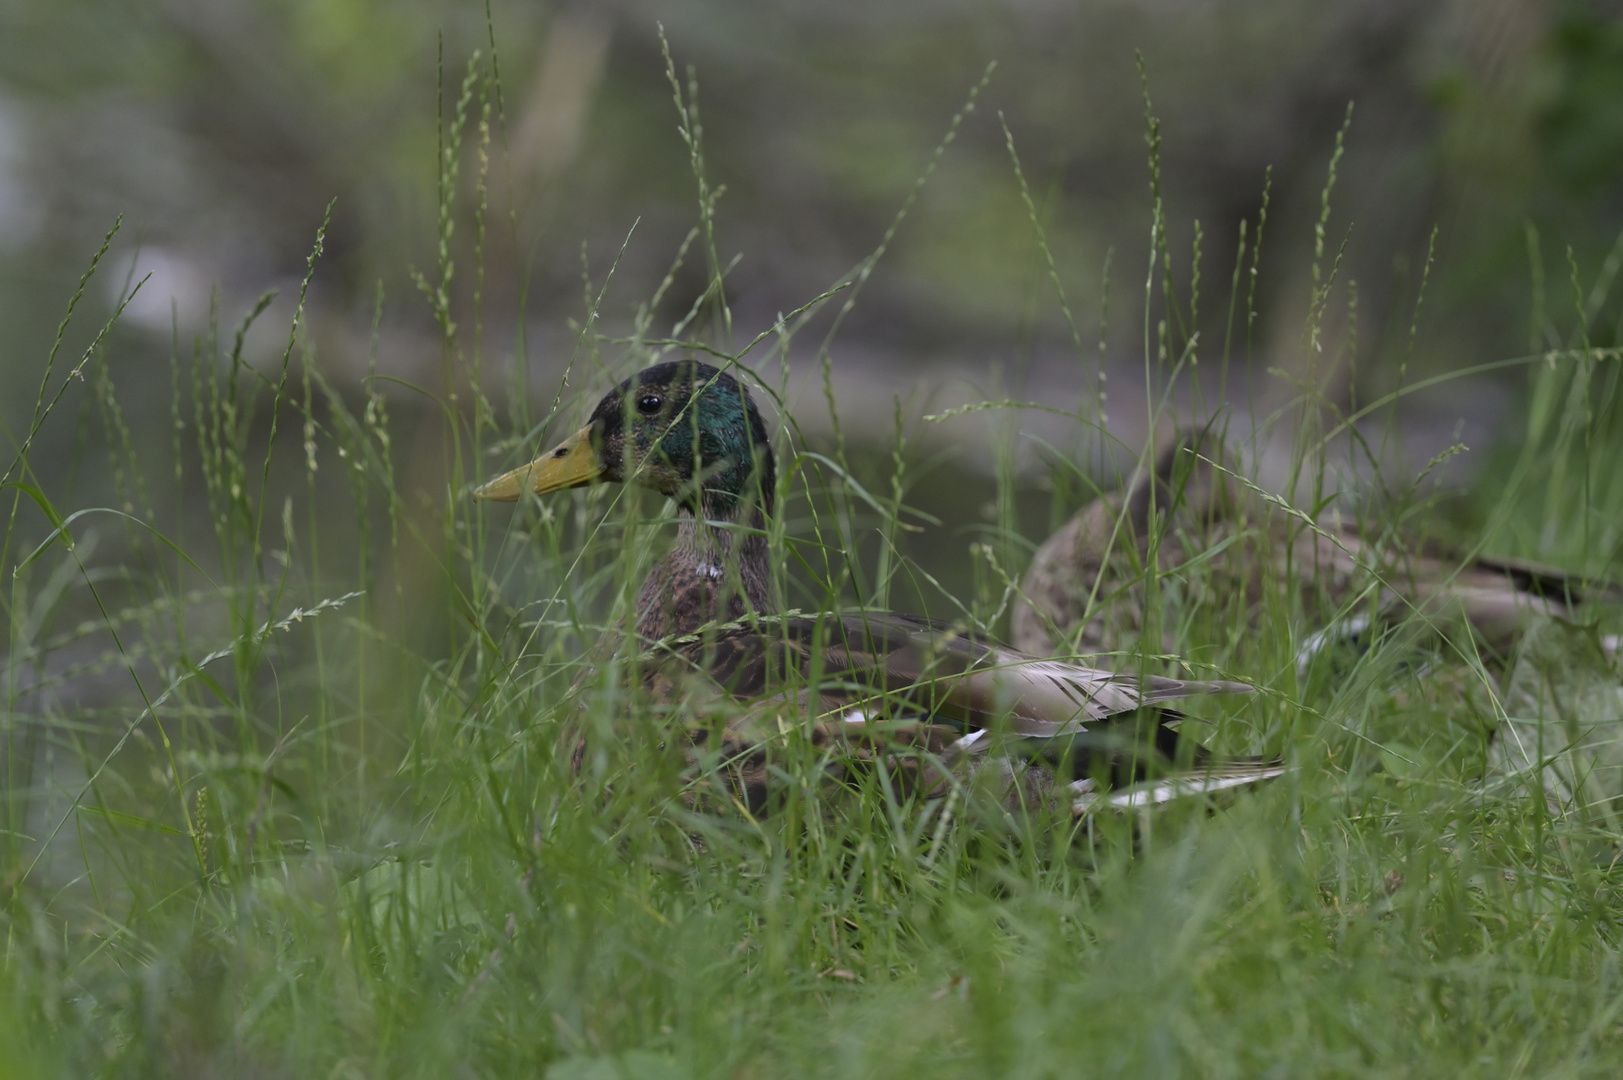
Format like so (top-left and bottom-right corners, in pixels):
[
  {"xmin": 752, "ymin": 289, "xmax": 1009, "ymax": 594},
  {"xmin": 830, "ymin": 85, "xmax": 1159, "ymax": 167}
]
[{"xmin": 2, "ymin": 0, "xmax": 1622, "ymax": 528}]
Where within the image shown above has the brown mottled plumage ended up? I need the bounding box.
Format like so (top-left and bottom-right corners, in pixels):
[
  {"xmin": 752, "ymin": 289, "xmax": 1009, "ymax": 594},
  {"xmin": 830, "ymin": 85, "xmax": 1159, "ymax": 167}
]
[
  {"xmin": 479, "ymin": 363, "xmax": 1282, "ymax": 815},
  {"xmin": 1012, "ymin": 426, "xmax": 1621, "ymax": 665}
]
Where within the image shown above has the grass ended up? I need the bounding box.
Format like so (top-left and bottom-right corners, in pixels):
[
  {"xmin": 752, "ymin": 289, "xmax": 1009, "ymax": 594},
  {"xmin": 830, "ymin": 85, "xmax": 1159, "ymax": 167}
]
[{"xmin": 5, "ymin": 34, "xmax": 1623, "ymax": 1079}]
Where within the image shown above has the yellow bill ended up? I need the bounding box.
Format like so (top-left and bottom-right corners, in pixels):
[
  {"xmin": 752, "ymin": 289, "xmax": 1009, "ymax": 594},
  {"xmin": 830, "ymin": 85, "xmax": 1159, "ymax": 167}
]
[{"xmin": 475, "ymin": 424, "xmax": 603, "ymax": 501}]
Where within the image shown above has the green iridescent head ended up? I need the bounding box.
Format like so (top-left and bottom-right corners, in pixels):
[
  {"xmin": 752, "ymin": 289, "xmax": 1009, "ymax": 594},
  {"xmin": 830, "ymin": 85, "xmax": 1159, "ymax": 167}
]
[{"xmin": 476, "ymin": 360, "xmax": 776, "ymax": 518}]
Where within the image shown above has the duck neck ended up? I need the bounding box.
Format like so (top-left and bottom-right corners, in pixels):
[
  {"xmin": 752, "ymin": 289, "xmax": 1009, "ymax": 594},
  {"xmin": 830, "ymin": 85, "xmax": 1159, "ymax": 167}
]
[{"xmin": 635, "ymin": 497, "xmax": 773, "ymax": 641}]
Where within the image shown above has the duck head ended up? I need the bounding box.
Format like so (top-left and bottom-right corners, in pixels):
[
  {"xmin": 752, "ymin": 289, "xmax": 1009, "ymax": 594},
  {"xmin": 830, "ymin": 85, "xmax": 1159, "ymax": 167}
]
[{"xmin": 476, "ymin": 360, "xmax": 776, "ymax": 520}]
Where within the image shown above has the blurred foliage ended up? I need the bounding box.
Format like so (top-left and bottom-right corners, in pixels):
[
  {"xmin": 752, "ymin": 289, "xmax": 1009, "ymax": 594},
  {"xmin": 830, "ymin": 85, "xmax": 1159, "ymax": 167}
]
[
  {"xmin": 1542, "ymin": 3, "xmax": 1623, "ymax": 202},
  {"xmin": 1, "ymin": 1, "xmax": 1616, "ymax": 383}
]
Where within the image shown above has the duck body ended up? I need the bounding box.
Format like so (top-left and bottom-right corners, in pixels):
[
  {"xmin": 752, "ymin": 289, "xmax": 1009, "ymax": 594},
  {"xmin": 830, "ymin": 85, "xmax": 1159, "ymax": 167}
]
[
  {"xmin": 1012, "ymin": 426, "xmax": 1620, "ymax": 666},
  {"xmin": 480, "ymin": 362, "xmax": 1280, "ymax": 815}
]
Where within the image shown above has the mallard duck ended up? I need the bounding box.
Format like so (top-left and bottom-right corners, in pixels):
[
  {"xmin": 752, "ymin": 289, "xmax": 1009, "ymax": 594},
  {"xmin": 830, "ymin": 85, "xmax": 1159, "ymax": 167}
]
[
  {"xmin": 478, "ymin": 361, "xmax": 1283, "ymax": 815},
  {"xmin": 1011, "ymin": 425, "xmax": 1621, "ymax": 668}
]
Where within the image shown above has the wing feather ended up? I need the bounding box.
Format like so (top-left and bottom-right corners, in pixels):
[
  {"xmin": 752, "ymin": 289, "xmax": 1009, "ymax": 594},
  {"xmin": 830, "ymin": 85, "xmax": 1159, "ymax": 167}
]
[{"xmin": 674, "ymin": 608, "xmax": 1252, "ymax": 734}]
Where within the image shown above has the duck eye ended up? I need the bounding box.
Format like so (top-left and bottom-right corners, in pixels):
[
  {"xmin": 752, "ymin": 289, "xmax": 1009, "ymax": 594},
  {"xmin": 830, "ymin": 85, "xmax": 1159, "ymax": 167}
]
[{"xmin": 636, "ymin": 394, "xmax": 662, "ymax": 416}]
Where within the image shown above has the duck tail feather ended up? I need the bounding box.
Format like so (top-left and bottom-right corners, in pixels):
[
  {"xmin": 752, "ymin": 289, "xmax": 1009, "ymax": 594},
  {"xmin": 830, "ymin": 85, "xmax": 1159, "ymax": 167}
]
[{"xmin": 1070, "ymin": 758, "xmax": 1287, "ymax": 814}]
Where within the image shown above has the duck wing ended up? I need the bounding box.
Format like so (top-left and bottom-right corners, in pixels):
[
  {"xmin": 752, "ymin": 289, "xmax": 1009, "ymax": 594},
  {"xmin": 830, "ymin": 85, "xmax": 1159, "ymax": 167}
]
[
  {"xmin": 1290, "ymin": 526, "xmax": 1623, "ymax": 661},
  {"xmin": 652, "ymin": 611, "xmax": 1267, "ymax": 816},
  {"xmin": 662, "ymin": 609, "xmax": 1253, "ymax": 737}
]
